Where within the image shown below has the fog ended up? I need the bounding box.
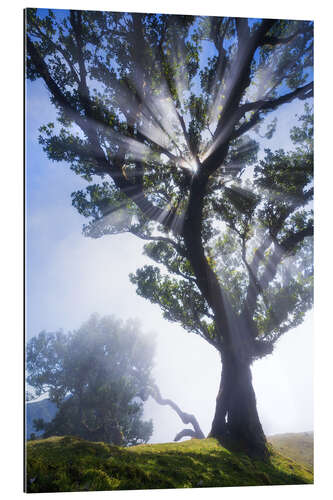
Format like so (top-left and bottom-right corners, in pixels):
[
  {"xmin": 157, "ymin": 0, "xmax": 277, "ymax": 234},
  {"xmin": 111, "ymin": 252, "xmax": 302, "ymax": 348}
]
[
  {"xmin": 26, "ymin": 73, "xmax": 313, "ymax": 444},
  {"xmin": 26, "ymin": 218, "xmax": 313, "ymax": 441}
]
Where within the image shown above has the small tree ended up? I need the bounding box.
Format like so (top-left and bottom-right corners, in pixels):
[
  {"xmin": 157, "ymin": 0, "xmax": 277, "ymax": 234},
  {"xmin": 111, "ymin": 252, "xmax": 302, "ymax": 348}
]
[
  {"xmin": 26, "ymin": 10, "xmax": 313, "ymax": 457},
  {"xmin": 26, "ymin": 315, "xmax": 155, "ymax": 446}
]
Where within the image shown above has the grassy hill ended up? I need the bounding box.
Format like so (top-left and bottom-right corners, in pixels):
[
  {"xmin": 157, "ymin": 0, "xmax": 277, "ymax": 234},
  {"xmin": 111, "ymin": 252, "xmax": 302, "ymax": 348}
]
[
  {"xmin": 25, "ymin": 436, "xmax": 313, "ymax": 493},
  {"xmin": 268, "ymin": 432, "xmax": 313, "ymax": 469}
]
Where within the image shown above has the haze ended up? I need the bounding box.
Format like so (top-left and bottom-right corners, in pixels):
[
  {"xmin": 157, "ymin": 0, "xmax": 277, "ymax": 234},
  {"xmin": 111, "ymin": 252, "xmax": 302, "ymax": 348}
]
[{"xmin": 26, "ymin": 72, "xmax": 313, "ymax": 444}]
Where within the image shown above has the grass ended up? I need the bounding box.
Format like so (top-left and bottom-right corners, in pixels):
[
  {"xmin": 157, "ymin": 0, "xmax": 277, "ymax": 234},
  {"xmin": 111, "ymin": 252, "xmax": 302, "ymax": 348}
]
[
  {"xmin": 25, "ymin": 435, "xmax": 313, "ymax": 493},
  {"xmin": 268, "ymin": 432, "xmax": 313, "ymax": 469}
]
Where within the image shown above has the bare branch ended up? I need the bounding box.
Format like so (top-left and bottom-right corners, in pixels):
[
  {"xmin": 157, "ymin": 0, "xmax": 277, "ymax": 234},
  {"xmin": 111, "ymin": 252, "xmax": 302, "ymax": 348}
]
[
  {"xmin": 174, "ymin": 429, "xmax": 199, "ymax": 441},
  {"xmin": 148, "ymin": 384, "xmax": 205, "ymax": 440}
]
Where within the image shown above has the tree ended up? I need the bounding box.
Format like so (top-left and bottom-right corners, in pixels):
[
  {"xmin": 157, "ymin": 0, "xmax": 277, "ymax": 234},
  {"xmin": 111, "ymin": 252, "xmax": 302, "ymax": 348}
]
[
  {"xmin": 26, "ymin": 315, "xmax": 155, "ymax": 446},
  {"xmin": 25, "ymin": 9, "xmax": 313, "ymax": 458},
  {"xmin": 27, "ymin": 314, "xmax": 204, "ymax": 444}
]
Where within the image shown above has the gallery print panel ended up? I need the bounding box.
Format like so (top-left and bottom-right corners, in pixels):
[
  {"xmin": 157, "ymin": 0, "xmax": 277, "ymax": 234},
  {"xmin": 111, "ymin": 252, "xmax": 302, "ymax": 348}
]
[{"xmin": 24, "ymin": 6, "xmax": 313, "ymax": 493}]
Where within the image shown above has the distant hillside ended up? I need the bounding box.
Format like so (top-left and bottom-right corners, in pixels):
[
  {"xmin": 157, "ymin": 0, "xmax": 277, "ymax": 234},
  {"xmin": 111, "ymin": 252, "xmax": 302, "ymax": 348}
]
[
  {"xmin": 26, "ymin": 398, "xmax": 57, "ymax": 439},
  {"xmin": 25, "ymin": 436, "xmax": 313, "ymax": 493},
  {"xmin": 268, "ymin": 432, "xmax": 313, "ymax": 469}
]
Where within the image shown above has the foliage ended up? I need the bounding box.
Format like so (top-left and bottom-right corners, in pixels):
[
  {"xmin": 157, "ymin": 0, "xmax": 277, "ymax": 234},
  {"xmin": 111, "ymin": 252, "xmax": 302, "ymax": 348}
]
[
  {"xmin": 26, "ymin": 315, "xmax": 155, "ymax": 446},
  {"xmin": 26, "ymin": 398, "xmax": 58, "ymax": 439},
  {"xmin": 26, "ymin": 9, "xmax": 314, "ymax": 452},
  {"xmin": 25, "ymin": 9, "xmax": 313, "ymax": 360},
  {"xmin": 26, "ymin": 435, "xmax": 313, "ymax": 492}
]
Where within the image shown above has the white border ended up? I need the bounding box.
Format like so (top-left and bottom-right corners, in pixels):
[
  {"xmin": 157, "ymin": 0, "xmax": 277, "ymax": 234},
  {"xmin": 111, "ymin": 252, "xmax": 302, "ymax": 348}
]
[{"xmin": 1, "ymin": 1, "xmax": 331, "ymax": 499}]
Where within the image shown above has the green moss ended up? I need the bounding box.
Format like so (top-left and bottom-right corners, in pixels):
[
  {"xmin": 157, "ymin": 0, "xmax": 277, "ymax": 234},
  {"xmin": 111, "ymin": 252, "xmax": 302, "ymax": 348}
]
[
  {"xmin": 25, "ymin": 436, "xmax": 313, "ymax": 493},
  {"xmin": 81, "ymin": 469, "xmax": 120, "ymax": 491}
]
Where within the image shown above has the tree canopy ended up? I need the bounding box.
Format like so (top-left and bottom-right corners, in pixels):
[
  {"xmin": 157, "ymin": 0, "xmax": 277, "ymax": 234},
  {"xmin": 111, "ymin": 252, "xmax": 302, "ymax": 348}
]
[
  {"xmin": 26, "ymin": 9, "xmax": 313, "ymax": 457},
  {"xmin": 26, "ymin": 315, "xmax": 155, "ymax": 446}
]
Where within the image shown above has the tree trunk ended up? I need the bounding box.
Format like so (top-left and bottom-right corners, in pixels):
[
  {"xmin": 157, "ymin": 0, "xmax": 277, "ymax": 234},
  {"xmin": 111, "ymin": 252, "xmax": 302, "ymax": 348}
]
[{"xmin": 210, "ymin": 352, "xmax": 268, "ymax": 459}]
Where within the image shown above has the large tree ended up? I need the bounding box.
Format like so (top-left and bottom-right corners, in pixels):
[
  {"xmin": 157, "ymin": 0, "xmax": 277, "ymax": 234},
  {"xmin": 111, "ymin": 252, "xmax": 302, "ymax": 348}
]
[{"xmin": 25, "ymin": 9, "xmax": 313, "ymax": 458}]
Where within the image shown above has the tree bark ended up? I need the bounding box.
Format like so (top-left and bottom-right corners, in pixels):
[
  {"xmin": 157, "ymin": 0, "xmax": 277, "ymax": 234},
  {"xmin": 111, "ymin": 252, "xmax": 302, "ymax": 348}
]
[{"xmin": 210, "ymin": 352, "xmax": 268, "ymax": 459}]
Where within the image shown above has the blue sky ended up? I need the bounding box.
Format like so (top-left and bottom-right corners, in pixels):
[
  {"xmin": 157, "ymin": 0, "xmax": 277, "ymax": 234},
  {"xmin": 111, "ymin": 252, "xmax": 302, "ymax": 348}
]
[{"xmin": 25, "ymin": 14, "xmax": 313, "ymax": 442}]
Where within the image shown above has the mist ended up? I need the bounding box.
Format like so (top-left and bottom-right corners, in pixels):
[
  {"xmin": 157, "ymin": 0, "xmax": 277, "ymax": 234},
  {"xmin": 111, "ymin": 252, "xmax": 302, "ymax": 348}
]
[{"xmin": 26, "ymin": 49, "xmax": 313, "ymax": 445}]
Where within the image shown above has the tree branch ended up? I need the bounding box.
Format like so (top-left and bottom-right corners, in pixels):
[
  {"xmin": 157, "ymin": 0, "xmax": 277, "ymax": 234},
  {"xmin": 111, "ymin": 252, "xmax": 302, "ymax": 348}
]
[
  {"xmin": 176, "ymin": 108, "xmax": 199, "ymax": 167},
  {"xmin": 27, "ymin": 34, "xmax": 181, "ymax": 168},
  {"xmin": 28, "ymin": 24, "xmax": 80, "ymax": 84},
  {"xmin": 241, "ymin": 82, "xmax": 313, "ymax": 115},
  {"xmin": 129, "ymin": 230, "xmax": 187, "ymax": 257},
  {"xmin": 174, "ymin": 429, "xmax": 200, "ymax": 441},
  {"xmin": 26, "ymin": 36, "xmax": 178, "ymax": 229},
  {"xmin": 202, "ymin": 19, "xmax": 277, "ymax": 176},
  {"xmin": 244, "ymin": 223, "xmax": 313, "ymax": 319},
  {"xmin": 235, "ymin": 18, "xmax": 250, "ymax": 44},
  {"xmin": 148, "ymin": 384, "xmax": 205, "ymax": 440},
  {"xmin": 231, "ymin": 82, "xmax": 313, "ymax": 141},
  {"xmin": 260, "ymin": 27, "xmax": 306, "ymax": 47}
]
